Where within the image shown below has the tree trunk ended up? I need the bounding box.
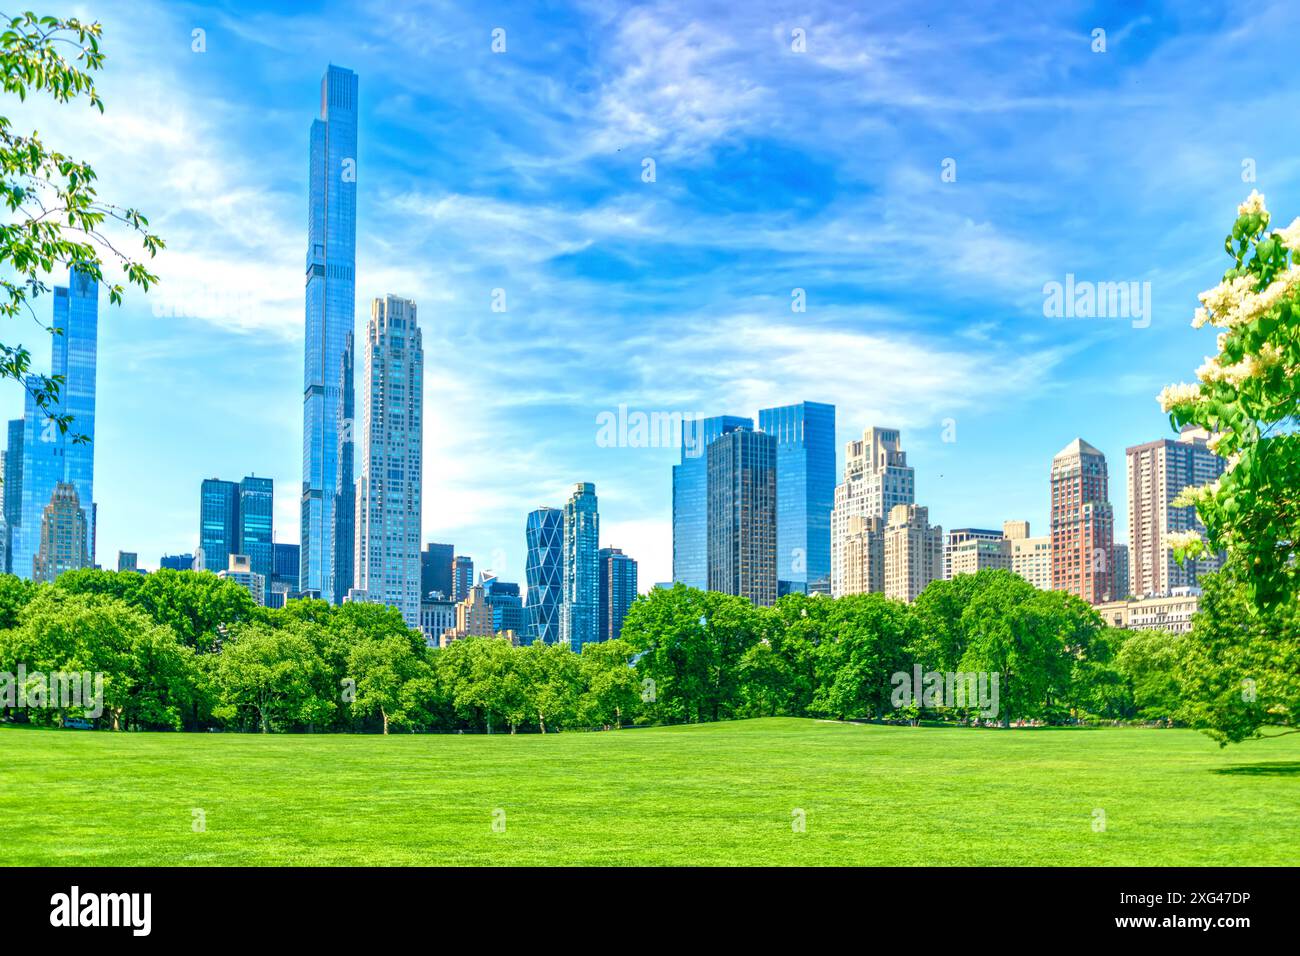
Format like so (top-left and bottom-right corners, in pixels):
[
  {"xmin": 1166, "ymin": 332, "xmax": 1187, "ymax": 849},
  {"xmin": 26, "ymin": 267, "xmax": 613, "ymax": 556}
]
[
  {"xmin": 382, "ymin": 708, "xmax": 389, "ymax": 735},
  {"xmin": 259, "ymin": 711, "xmax": 269, "ymax": 733},
  {"xmin": 539, "ymin": 713, "xmax": 547, "ymax": 734}
]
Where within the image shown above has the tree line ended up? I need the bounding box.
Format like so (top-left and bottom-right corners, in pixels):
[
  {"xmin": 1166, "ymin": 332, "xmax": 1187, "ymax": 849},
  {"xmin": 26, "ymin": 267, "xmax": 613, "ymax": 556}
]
[{"xmin": 3, "ymin": 565, "xmax": 1285, "ymax": 740}]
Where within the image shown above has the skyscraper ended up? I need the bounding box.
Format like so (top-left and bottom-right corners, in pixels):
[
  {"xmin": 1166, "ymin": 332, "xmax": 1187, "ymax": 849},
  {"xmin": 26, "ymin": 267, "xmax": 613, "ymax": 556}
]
[
  {"xmin": 14, "ymin": 270, "xmax": 98, "ymax": 580},
  {"xmin": 524, "ymin": 507, "xmax": 563, "ymax": 645},
  {"xmin": 883, "ymin": 504, "xmax": 943, "ymax": 603},
  {"xmin": 830, "ymin": 427, "xmax": 914, "ymax": 597},
  {"xmin": 672, "ymin": 414, "xmax": 751, "ymax": 589},
  {"xmin": 452, "ymin": 555, "xmax": 474, "ymax": 602},
  {"xmin": 272, "ymin": 542, "xmax": 301, "ymax": 595},
  {"xmin": 421, "ymin": 542, "xmax": 454, "ymax": 599},
  {"xmin": 32, "ymin": 482, "xmax": 90, "ymax": 583},
  {"xmin": 353, "ymin": 295, "xmax": 423, "ymax": 627},
  {"xmin": 239, "ymin": 476, "xmax": 274, "ymax": 602},
  {"xmin": 198, "ymin": 478, "xmax": 240, "ymax": 574},
  {"xmin": 1126, "ymin": 425, "xmax": 1224, "ymax": 598},
  {"xmin": 840, "ymin": 514, "xmax": 885, "ymax": 595},
  {"xmin": 301, "ymin": 64, "xmax": 358, "ymax": 602},
  {"xmin": 707, "ymin": 428, "xmax": 777, "ymax": 606},
  {"xmin": 482, "ymin": 576, "xmax": 525, "ymax": 637},
  {"xmin": 4, "ymin": 419, "xmax": 21, "ymax": 572},
  {"xmin": 333, "ymin": 331, "xmax": 356, "ymax": 605},
  {"xmin": 758, "ymin": 401, "xmax": 836, "ymax": 596},
  {"xmin": 1005, "ymin": 520, "xmax": 1051, "ymax": 591},
  {"xmin": 560, "ymin": 482, "xmax": 600, "ymax": 651},
  {"xmin": 598, "ymin": 547, "xmax": 638, "ymax": 642},
  {"xmin": 1050, "ymin": 438, "xmax": 1115, "ymax": 604}
]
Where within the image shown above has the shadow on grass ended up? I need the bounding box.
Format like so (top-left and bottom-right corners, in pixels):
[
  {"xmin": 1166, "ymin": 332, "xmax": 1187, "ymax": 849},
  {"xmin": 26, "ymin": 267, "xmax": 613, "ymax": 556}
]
[{"xmin": 1213, "ymin": 761, "xmax": 1300, "ymax": 777}]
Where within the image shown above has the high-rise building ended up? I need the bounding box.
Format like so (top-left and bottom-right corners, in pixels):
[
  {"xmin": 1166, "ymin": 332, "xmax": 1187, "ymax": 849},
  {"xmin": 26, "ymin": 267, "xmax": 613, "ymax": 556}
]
[
  {"xmin": 840, "ymin": 514, "xmax": 885, "ymax": 595},
  {"xmin": 707, "ymin": 428, "xmax": 777, "ymax": 606},
  {"xmin": 300, "ymin": 64, "xmax": 358, "ymax": 602},
  {"xmin": 451, "ymin": 555, "xmax": 474, "ymax": 602},
  {"xmin": 1050, "ymin": 438, "xmax": 1115, "ymax": 604},
  {"xmin": 945, "ymin": 528, "xmax": 1011, "ymax": 579},
  {"xmin": 14, "ymin": 270, "xmax": 98, "ymax": 579},
  {"xmin": 272, "ymin": 542, "xmax": 300, "ymax": 595},
  {"xmin": 117, "ymin": 551, "xmax": 138, "ymax": 573},
  {"xmin": 3, "ymin": 419, "xmax": 21, "ymax": 572},
  {"xmin": 32, "ymin": 482, "xmax": 90, "ymax": 583},
  {"xmin": 758, "ymin": 401, "xmax": 836, "ymax": 595},
  {"xmin": 440, "ymin": 583, "xmax": 499, "ymax": 647},
  {"xmin": 217, "ymin": 553, "xmax": 265, "ymax": 606},
  {"xmin": 419, "ymin": 597, "xmax": 456, "ymax": 648},
  {"xmin": 421, "ymin": 542, "xmax": 454, "ymax": 600},
  {"xmin": 830, "ymin": 427, "xmax": 914, "ymax": 597},
  {"xmin": 159, "ymin": 553, "xmax": 194, "ymax": 572},
  {"xmin": 598, "ymin": 547, "xmax": 638, "ymax": 642},
  {"xmin": 672, "ymin": 414, "xmax": 751, "ymax": 589},
  {"xmin": 1126, "ymin": 426, "xmax": 1225, "ymax": 599},
  {"xmin": 482, "ymin": 575, "xmax": 524, "ymax": 638},
  {"xmin": 333, "ymin": 331, "xmax": 356, "ymax": 605},
  {"xmin": 1005, "ymin": 520, "xmax": 1051, "ymax": 591},
  {"xmin": 560, "ymin": 482, "xmax": 600, "ymax": 650},
  {"xmin": 1112, "ymin": 543, "xmax": 1130, "ymax": 600},
  {"xmin": 239, "ymin": 476, "xmax": 274, "ymax": 602},
  {"xmin": 353, "ymin": 295, "xmax": 423, "ymax": 627},
  {"xmin": 198, "ymin": 479, "xmax": 240, "ymax": 574},
  {"xmin": 524, "ymin": 507, "xmax": 563, "ymax": 645},
  {"xmin": 883, "ymin": 503, "xmax": 943, "ymax": 603}
]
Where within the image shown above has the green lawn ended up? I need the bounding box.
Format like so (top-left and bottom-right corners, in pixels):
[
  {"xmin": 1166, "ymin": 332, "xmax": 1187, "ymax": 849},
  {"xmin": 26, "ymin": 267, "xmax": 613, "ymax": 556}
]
[{"xmin": 1, "ymin": 717, "xmax": 1296, "ymax": 866}]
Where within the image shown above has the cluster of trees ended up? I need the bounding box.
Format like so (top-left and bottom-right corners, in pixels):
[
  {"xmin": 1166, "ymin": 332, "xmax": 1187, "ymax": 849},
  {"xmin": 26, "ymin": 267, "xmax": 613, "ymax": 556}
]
[{"xmin": 6, "ymin": 565, "xmax": 1281, "ymax": 737}]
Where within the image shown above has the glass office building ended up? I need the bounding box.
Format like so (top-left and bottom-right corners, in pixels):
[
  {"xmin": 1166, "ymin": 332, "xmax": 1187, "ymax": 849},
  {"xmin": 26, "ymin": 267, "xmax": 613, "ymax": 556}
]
[
  {"xmin": 598, "ymin": 547, "xmax": 638, "ymax": 642},
  {"xmin": 758, "ymin": 402, "xmax": 836, "ymax": 595},
  {"xmin": 301, "ymin": 64, "xmax": 358, "ymax": 601},
  {"xmin": 14, "ymin": 270, "xmax": 98, "ymax": 579},
  {"xmin": 524, "ymin": 507, "xmax": 562, "ymax": 645},
  {"xmin": 239, "ymin": 476, "xmax": 274, "ymax": 602},
  {"xmin": 671, "ymin": 414, "xmax": 751, "ymax": 589},
  {"xmin": 560, "ymin": 483, "xmax": 599, "ymax": 652},
  {"xmin": 199, "ymin": 479, "xmax": 240, "ymax": 574},
  {"xmin": 707, "ymin": 428, "xmax": 778, "ymax": 606}
]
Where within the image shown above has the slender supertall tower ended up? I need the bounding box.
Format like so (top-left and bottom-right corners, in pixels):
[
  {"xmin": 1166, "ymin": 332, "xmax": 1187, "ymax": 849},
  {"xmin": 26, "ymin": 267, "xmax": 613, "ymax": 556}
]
[
  {"xmin": 333, "ymin": 331, "xmax": 355, "ymax": 604},
  {"xmin": 301, "ymin": 64, "xmax": 358, "ymax": 601},
  {"xmin": 560, "ymin": 483, "xmax": 600, "ymax": 651},
  {"xmin": 353, "ymin": 295, "xmax": 423, "ymax": 626}
]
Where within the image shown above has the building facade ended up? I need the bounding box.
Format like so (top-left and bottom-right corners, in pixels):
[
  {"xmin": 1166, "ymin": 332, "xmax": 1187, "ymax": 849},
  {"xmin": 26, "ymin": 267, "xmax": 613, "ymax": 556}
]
[
  {"xmin": 839, "ymin": 514, "xmax": 885, "ymax": 595},
  {"xmin": 440, "ymin": 584, "xmax": 499, "ymax": 646},
  {"xmin": 482, "ymin": 576, "xmax": 524, "ymax": 639},
  {"xmin": 353, "ymin": 294, "xmax": 423, "ymax": 627},
  {"xmin": 4, "ymin": 418, "xmax": 22, "ymax": 573},
  {"xmin": 421, "ymin": 542, "xmax": 454, "ymax": 600},
  {"xmin": 707, "ymin": 429, "xmax": 777, "ymax": 607},
  {"xmin": 300, "ymin": 64, "xmax": 358, "ymax": 602},
  {"xmin": 1005, "ymin": 521, "xmax": 1051, "ymax": 591},
  {"xmin": 198, "ymin": 479, "xmax": 240, "ymax": 574},
  {"xmin": 1094, "ymin": 588, "xmax": 1201, "ymax": 634},
  {"xmin": 524, "ymin": 507, "xmax": 563, "ymax": 645},
  {"xmin": 560, "ymin": 482, "xmax": 600, "ymax": 650},
  {"xmin": 1126, "ymin": 426, "xmax": 1224, "ymax": 598},
  {"xmin": 883, "ymin": 503, "xmax": 943, "ymax": 603},
  {"xmin": 160, "ymin": 553, "xmax": 194, "ymax": 572},
  {"xmin": 672, "ymin": 414, "xmax": 751, "ymax": 589},
  {"xmin": 598, "ymin": 547, "xmax": 638, "ymax": 642},
  {"xmin": 1050, "ymin": 438, "xmax": 1116, "ymax": 605},
  {"xmin": 451, "ymin": 555, "xmax": 474, "ymax": 602},
  {"xmin": 419, "ymin": 597, "xmax": 456, "ymax": 648},
  {"xmin": 830, "ymin": 427, "xmax": 914, "ymax": 597},
  {"xmin": 758, "ymin": 401, "xmax": 835, "ymax": 595},
  {"xmin": 239, "ymin": 476, "xmax": 274, "ymax": 602},
  {"xmin": 944, "ymin": 528, "xmax": 1010, "ymax": 579},
  {"xmin": 217, "ymin": 553, "xmax": 266, "ymax": 606},
  {"xmin": 32, "ymin": 482, "xmax": 90, "ymax": 583}
]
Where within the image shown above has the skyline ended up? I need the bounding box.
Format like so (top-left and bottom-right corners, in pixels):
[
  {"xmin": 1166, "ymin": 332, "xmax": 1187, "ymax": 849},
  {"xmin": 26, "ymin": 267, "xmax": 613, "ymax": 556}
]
[{"xmin": 3, "ymin": 0, "xmax": 1296, "ymax": 587}]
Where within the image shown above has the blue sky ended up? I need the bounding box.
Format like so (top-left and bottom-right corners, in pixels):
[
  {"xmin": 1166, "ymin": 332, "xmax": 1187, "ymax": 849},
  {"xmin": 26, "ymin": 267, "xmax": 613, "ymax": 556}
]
[{"xmin": 4, "ymin": 0, "xmax": 1299, "ymax": 587}]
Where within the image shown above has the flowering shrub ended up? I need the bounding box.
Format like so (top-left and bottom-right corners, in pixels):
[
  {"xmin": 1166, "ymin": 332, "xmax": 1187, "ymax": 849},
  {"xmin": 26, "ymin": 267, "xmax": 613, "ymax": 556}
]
[{"xmin": 1158, "ymin": 190, "xmax": 1300, "ymax": 607}]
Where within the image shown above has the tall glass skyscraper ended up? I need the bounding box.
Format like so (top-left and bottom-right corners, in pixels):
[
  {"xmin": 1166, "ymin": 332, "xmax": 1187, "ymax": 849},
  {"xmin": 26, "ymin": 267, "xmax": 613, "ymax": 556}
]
[
  {"xmin": 598, "ymin": 547, "xmax": 638, "ymax": 642},
  {"xmin": 560, "ymin": 483, "xmax": 599, "ymax": 651},
  {"xmin": 707, "ymin": 428, "xmax": 778, "ymax": 606},
  {"xmin": 524, "ymin": 507, "xmax": 562, "ymax": 645},
  {"xmin": 239, "ymin": 476, "xmax": 274, "ymax": 602},
  {"xmin": 671, "ymin": 414, "xmax": 751, "ymax": 589},
  {"xmin": 199, "ymin": 478, "xmax": 240, "ymax": 573},
  {"xmin": 14, "ymin": 269, "xmax": 98, "ymax": 579},
  {"xmin": 3, "ymin": 418, "xmax": 22, "ymax": 573},
  {"xmin": 301, "ymin": 64, "xmax": 358, "ymax": 601},
  {"xmin": 759, "ymin": 402, "xmax": 836, "ymax": 595},
  {"xmin": 353, "ymin": 295, "xmax": 423, "ymax": 626},
  {"xmin": 421, "ymin": 542, "xmax": 454, "ymax": 599},
  {"xmin": 332, "ymin": 331, "xmax": 355, "ymax": 604}
]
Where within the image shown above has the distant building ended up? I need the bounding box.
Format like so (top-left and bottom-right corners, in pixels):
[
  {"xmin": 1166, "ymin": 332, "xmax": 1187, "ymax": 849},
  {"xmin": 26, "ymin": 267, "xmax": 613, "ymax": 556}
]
[
  {"xmin": 239, "ymin": 476, "xmax": 274, "ymax": 603},
  {"xmin": 524, "ymin": 507, "xmax": 563, "ymax": 645},
  {"xmin": 272, "ymin": 542, "xmax": 300, "ymax": 596},
  {"xmin": 160, "ymin": 553, "xmax": 195, "ymax": 572},
  {"xmin": 419, "ymin": 597, "xmax": 456, "ymax": 648},
  {"xmin": 672, "ymin": 414, "xmax": 751, "ymax": 589},
  {"xmin": 199, "ymin": 479, "xmax": 241, "ymax": 578},
  {"xmin": 1126, "ymin": 426, "xmax": 1225, "ymax": 598},
  {"xmin": 1112, "ymin": 544, "xmax": 1130, "ymax": 601},
  {"xmin": 482, "ymin": 575, "xmax": 525, "ymax": 636},
  {"xmin": 883, "ymin": 504, "xmax": 942, "ymax": 603},
  {"xmin": 451, "ymin": 555, "xmax": 474, "ymax": 602},
  {"xmin": 32, "ymin": 482, "xmax": 90, "ymax": 583},
  {"xmin": 707, "ymin": 429, "xmax": 777, "ymax": 607},
  {"xmin": 1005, "ymin": 521, "xmax": 1051, "ymax": 591},
  {"xmin": 421, "ymin": 542, "xmax": 454, "ymax": 600},
  {"xmin": 1050, "ymin": 438, "xmax": 1116, "ymax": 604},
  {"xmin": 758, "ymin": 401, "xmax": 836, "ymax": 595},
  {"xmin": 217, "ymin": 553, "xmax": 266, "ymax": 606},
  {"xmin": 440, "ymin": 583, "xmax": 500, "ymax": 646},
  {"xmin": 831, "ymin": 427, "xmax": 914, "ymax": 597},
  {"xmin": 1094, "ymin": 588, "xmax": 1201, "ymax": 634},
  {"xmin": 561, "ymin": 482, "xmax": 600, "ymax": 649},
  {"xmin": 3, "ymin": 418, "xmax": 22, "ymax": 573},
  {"xmin": 598, "ymin": 547, "xmax": 638, "ymax": 642},
  {"xmin": 840, "ymin": 514, "xmax": 885, "ymax": 595},
  {"xmin": 945, "ymin": 528, "xmax": 1010, "ymax": 579},
  {"xmin": 117, "ymin": 551, "xmax": 138, "ymax": 573}
]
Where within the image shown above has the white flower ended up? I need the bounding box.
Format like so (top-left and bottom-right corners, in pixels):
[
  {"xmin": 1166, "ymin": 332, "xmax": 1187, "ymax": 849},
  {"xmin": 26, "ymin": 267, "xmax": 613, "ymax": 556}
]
[
  {"xmin": 1273, "ymin": 217, "xmax": 1300, "ymax": 252},
  {"xmin": 1167, "ymin": 530, "xmax": 1203, "ymax": 550},
  {"xmin": 1157, "ymin": 382, "xmax": 1201, "ymax": 412},
  {"xmin": 1238, "ymin": 189, "xmax": 1267, "ymax": 216}
]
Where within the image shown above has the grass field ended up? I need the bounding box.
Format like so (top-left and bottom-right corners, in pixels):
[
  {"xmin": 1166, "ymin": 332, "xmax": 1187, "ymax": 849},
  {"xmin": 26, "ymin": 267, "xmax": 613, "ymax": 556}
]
[{"xmin": 2, "ymin": 717, "xmax": 1297, "ymax": 866}]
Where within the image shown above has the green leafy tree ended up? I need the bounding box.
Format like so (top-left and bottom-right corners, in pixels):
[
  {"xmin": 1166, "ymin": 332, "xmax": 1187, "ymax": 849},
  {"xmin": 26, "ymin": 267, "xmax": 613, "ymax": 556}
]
[
  {"xmin": 128, "ymin": 569, "xmax": 257, "ymax": 651},
  {"xmin": 347, "ymin": 634, "xmax": 428, "ymax": 734},
  {"xmin": 1, "ymin": 12, "xmax": 161, "ymax": 438},
  {"xmin": 0, "ymin": 572, "xmax": 36, "ymax": 629},
  {"xmin": 1116, "ymin": 628, "xmax": 1184, "ymax": 722},
  {"xmin": 577, "ymin": 639, "xmax": 638, "ymax": 728},
  {"xmin": 212, "ymin": 621, "xmax": 330, "ymax": 733},
  {"xmin": 813, "ymin": 593, "xmax": 916, "ymax": 720}
]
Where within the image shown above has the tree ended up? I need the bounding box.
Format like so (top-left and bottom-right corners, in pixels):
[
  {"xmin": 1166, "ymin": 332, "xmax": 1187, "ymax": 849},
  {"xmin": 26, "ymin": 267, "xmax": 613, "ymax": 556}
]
[
  {"xmin": 347, "ymin": 634, "xmax": 427, "ymax": 734},
  {"xmin": 1, "ymin": 12, "xmax": 161, "ymax": 439},
  {"xmin": 1117, "ymin": 628, "xmax": 1183, "ymax": 722},
  {"xmin": 1158, "ymin": 190, "xmax": 1299, "ymax": 608},
  {"xmin": 577, "ymin": 639, "xmax": 638, "ymax": 728},
  {"xmin": 128, "ymin": 569, "xmax": 257, "ymax": 651},
  {"xmin": 212, "ymin": 621, "xmax": 329, "ymax": 733},
  {"xmin": 813, "ymin": 594, "xmax": 916, "ymax": 720}
]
